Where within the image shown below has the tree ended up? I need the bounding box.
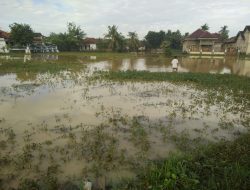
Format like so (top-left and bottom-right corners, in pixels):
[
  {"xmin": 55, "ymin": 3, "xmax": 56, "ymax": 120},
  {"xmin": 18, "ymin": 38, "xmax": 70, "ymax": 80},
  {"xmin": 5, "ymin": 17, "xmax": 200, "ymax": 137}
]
[
  {"xmin": 184, "ymin": 32, "xmax": 189, "ymax": 38},
  {"xmin": 219, "ymin": 26, "xmax": 229, "ymax": 41},
  {"xmin": 96, "ymin": 38, "xmax": 109, "ymax": 51},
  {"xmin": 169, "ymin": 30, "xmax": 182, "ymax": 49},
  {"xmin": 201, "ymin": 23, "xmax": 209, "ymax": 31},
  {"xmin": 105, "ymin": 25, "xmax": 125, "ymax": 51},
  {"xmin": 145, "ymin": 29, "xmax": 185, "ymax": 50},
  {"xmin": 165, "ymin": 30, "xmax": 183, "ymax": 50},
  {"xmin": 145, "ymin": 31, "xmax": 165, "ymax": 49},
  {"xmin": 47, "ymin": 22, "xmax": 85, "ymax": 51},
  {"xmin": 128, "ymin": 32, "xmax": 140, "ymax": 52},
  {"xmin": 67, "ymin": 22, "xmax": 86, "ymax": 48},
  {"xmin": 47, "ymin": 32, "xmax": 69, "ymax": 51},
  {"xmin": 161, "ymin": 40, "xmax": 172, "ymax": 56},
  {"xmin": 9, "ymin": 23, "xmax": 34, "ymax": 46}
]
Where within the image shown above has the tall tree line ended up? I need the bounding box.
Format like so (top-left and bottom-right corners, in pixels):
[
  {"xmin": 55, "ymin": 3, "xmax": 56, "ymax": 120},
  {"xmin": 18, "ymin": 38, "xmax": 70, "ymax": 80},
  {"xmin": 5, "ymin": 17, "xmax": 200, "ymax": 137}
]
[
  {"xmin": 7, "ymin": 22, "xmax": 230, "ymax": 52},
  {"xmin": 144, "ymin": 30, "xmax": 184, "ymax": 50},
  {"xmin": 47, "ymin": 22, "xmax": 86, "ymax": 51}
]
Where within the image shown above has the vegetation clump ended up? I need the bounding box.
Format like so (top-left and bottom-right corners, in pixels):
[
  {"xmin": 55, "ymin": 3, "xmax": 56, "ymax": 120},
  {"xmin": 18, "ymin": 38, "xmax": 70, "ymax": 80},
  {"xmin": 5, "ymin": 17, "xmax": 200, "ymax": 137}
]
[
  {"xmin": 99, "ymin": 71, "xmax": 250, "ymax": 101},
  {"xmin": 118, "ymin": 133, "xmax": 250, "ymax": 190}
]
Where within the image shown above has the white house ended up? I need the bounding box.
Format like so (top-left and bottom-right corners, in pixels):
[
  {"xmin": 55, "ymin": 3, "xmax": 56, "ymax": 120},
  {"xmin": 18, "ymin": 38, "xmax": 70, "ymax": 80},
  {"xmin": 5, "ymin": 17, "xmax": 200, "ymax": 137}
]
[
  {"xmin": 0, "ymin": 30, "xmax": 10, "ymax": 53},
  {"xmin": 81, "ymin": 38, "xmax": 97, "ymax": 51}
]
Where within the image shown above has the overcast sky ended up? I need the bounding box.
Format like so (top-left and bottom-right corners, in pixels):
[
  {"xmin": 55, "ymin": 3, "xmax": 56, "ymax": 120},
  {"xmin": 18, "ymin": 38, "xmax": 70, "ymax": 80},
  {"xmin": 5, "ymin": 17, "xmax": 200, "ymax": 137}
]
[{"xmin": 0, "ymin": 0, "xmax": 249, "ymax": 39}]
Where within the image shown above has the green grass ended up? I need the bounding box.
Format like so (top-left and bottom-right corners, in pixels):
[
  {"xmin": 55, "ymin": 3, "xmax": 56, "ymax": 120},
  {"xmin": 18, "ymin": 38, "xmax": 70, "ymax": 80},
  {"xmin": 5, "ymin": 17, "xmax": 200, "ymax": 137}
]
[
  {"xmin": 118, "ymin": 133, "xmax": 250, "ymax": 190},
  {"xmin": 0, "ymin": 58, "xmax": 84, "ymax": 74},
  {"xmin": 56, "ymin": 51, "xmax": 139, "ymax": 57},
  {"xmin": 93, "ymin": 70, "xmax": 250, "ymax": 189},
  {"xmin": 98, "ymin": 71, "xmax": 250, "ymax": 100}
]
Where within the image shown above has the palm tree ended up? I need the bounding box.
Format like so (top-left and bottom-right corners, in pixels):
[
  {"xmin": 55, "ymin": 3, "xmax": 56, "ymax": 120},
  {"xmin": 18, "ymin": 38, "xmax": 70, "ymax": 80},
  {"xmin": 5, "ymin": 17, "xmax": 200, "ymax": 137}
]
[
  {"xmin": 128, "ymin": 32, "xmax": 140, "ymax": 52},
  {"xmin": 219, "ymin": 26, "xmax": 229, "ymax": 41},
  {"xmin": 67, "ymin": 22, "xmax": 86, "ymax": 50},
  {"xmin": 105, "ymin": 25, "xmax": 124, "ymax": 51},
  {"xmin": 201, "ymin": 24, "xmax": 209, "ymax": 31}
]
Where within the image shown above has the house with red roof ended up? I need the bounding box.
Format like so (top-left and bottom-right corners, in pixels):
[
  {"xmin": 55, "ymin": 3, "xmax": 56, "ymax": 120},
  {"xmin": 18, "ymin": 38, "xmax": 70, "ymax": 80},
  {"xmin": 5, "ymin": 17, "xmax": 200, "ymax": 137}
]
[
  {"xmin": 224, "ymin": 26, "xmax": 250, "ymax": 55},
  {"xmin": 183, "ymin": 29, "xmax": 224, "ymax": 55},
  {"xmin": 0, "ymin": 29, "xmax": 10, "ymax": 53},
  {"xmin": 81, "ymin": 38, "xmax": 97, "ymax": 51}
]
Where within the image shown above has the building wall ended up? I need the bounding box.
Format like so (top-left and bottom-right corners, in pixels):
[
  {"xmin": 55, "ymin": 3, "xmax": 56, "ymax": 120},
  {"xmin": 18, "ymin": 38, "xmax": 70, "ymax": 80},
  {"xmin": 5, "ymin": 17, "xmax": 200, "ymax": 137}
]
[
  {"xmin": 183, "ymin": 40, "xmax": 199, "ymax": 52},
  {"xmin": 33, "ymin": 36, "xmax": 44, "ymax": 45},
  {"xmin": 236, "ymin": 32, "xmax": 247, "ymax": 53},
  {"xmin": 224, "ymin": 29, "xmax": 250, "ymax": 55},
  {"xmin": 214, "ymin": 43, "xmax": 223, "ymax": 52},
  {"xmin": 90, "ymin": 44, "xmax": 97, "ymax": 50},
  {"xmin": 82, "ymin": 44, "xmax": 97, "ymax": 51},
  {"xmin": 183, "ymin": 40, "xmax": 223, "ymax": 53},
  {"xmin": 246, "ymin": 30, "xmax": 250, "ymax": 55},
  {"xmin": 224, "ymin": 43, "xmax": 237, "ymax": 55},
  {"xmin": 0, "ymin": 38, "xmax": 7, "ymax": 53}
]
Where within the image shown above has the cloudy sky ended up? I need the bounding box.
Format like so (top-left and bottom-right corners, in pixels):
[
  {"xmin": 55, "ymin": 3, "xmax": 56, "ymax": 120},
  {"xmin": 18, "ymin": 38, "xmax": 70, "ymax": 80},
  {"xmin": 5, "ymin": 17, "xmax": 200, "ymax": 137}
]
[{"xmin": 0, "ymin": 0, "xmax": 249, "ymax": 39}]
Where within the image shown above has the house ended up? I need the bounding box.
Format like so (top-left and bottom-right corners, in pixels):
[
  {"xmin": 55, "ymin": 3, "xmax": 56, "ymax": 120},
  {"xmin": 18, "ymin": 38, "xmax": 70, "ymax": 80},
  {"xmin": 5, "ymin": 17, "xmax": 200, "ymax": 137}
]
[
  {"xmin": 33, "ymin": 33, "xmax": 45, "ymax": 45},
  {"xmin": 81, "ymin": 38, "xmax": 97, "ymax": 51},
  {"xmin": 0, "ymin": 29, "xmax": 10, "ymax": 53},
  {"xmin": 32, "ymin": 33, "xmax": 59, "ymax": 53},
  {"xmin": 224, "ymin": 26, "xmax": 250, "ymax": 55},
  {"xmin": 183, "ymin": 29, "xmax": 224, "ymax": 55}
]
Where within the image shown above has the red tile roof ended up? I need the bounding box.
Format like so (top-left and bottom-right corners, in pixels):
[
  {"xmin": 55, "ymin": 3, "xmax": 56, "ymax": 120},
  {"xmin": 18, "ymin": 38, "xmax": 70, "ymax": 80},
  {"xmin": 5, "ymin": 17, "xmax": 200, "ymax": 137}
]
[
  {"xmin": 0, "ymin": 30, "xmax": 10, "ymax": 39},
  {"xmin": 186, "ymin": 29, "xmax": 220, "ymax": 40},
  {"xmin": 83, "ymin": 38, "xmax": 97, "ymax": 44}
]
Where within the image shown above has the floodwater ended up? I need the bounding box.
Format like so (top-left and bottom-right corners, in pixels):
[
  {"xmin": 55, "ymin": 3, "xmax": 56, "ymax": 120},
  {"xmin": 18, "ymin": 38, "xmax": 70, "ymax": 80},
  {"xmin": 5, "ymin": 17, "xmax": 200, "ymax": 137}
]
[
  {"xmin": 0, "ymin": 53, "xmax": 249, "ymax": 189},
  {"xmin": 1, "ymin": 53, "xmax": 250, "ymax": 76}
]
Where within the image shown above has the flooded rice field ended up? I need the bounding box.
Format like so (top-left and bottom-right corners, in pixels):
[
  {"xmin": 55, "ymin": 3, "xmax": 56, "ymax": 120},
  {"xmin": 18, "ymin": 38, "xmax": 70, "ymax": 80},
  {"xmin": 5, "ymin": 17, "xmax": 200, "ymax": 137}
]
[
  {"xmin": 1, "ymin": 53, "xmax": 250, "ymax": 76},
  {"xmin": 0, "ymin": 53, "xmax": 249, "ymax": 189}
]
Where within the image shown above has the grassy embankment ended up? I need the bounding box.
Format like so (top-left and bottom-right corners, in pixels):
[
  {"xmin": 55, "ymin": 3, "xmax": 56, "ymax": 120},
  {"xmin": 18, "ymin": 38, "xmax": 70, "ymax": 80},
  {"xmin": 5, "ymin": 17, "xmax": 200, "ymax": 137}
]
[{"xmin": 97, "ymin": 71, "xmax": 250, "ymax": 190}]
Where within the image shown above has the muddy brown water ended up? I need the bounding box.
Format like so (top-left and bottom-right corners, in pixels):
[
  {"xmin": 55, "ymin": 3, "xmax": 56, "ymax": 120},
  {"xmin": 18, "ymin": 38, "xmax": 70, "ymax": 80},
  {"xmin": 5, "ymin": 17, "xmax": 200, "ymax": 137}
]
[
  {"xmin": 0, "ymin": 54, "xmax": 249, "ymax": 189},
  {"xmin": 1, "ymin": 54, "xmax": 250, "ymax": 76}
]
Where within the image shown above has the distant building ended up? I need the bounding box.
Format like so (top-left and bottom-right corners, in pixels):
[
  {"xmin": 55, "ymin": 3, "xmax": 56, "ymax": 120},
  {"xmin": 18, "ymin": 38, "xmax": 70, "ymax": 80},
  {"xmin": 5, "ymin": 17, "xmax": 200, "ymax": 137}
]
[
  {"xmin": 81, "ymin": 38, "xmax": 97, "ymax": 51},
  {"xmin": 33, "ymin": 33, "xmax": 45, "ymax": 45},
  {"xmin": 31, "ymin": 32, "xmax": 59, "ymax": 53},
  {"xmin": 183, "ymin": 29, "xmax": 224, "ymax": 55},
  {"xmin": 224, "ymin": 26, "xmax": 250, "ymax": 55},
  {"xmin": 0, "ymin": 30, "xmax": 10, "ymax": 53}
]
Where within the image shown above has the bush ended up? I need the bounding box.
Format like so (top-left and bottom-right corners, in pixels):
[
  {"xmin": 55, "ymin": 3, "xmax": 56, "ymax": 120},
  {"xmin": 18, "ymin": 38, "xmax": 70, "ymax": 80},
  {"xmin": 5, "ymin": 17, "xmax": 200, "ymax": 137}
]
[{"xmin": 118, "ymin": 133, "xmax": 250, "ymax": 190}]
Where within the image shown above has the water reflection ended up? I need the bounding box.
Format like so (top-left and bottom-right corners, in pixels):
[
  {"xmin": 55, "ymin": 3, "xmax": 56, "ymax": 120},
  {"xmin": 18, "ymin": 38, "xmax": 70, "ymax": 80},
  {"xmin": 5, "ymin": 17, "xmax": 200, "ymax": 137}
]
[
  {"xmin": 180, "ymin": 56, "xmax": 250, "ymax": 76},
  {"xmin": 134, "ymin": 58, "xmax": 147, "ymax": 71},
  {"xmin": 0, "ymin": 55, "xmax": 249, "ymax": 189},
  {"xmin": 24, "ymin": 54, "xmax": 31, "ymax": 62},
  {"xmin": 0, "ymin": 54, "xmax": 249, "ymax": 77},
  {"xmin": 86, "ymin": 61, "xmax": 111, "ymax": 73},
  {"xmin": 120, "ymin": 59, "xmax": 131, "ymax": 71},
  {"xmin": 32, "ymin": 54, "xmax": 59, "ymax": 61},
  {"xmin": 233, "ymin": 59, "xmax": 250, "ymax": 76}
]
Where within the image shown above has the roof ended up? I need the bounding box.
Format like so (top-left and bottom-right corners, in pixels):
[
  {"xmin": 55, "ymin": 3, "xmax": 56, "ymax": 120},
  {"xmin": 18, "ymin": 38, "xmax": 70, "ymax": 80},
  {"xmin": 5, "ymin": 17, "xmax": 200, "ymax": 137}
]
[
  {"xmin": 224, "ymin": 36, "xmax": 237, "ymax": 44},
  {"xmin": 244, "ymin": 25, "xmax": 250, "ymax": 32},
  {"xmin": 185, "ymin": 29, "xmax": 221, "ymax": 40},
  {"xmin": 83, "ymin": 38, "xmax": 97, "ymax": 44},
  {"xmin": 236, "ymin": 31, "xmax": 245, "ymax": 40},
  {"xmin": 0, "ymin": 30, "xmax": 10, "ymax": 39},
  {"xmin": 224, "ymin": 25, "xmax": 250, "ymax": 44},
  {"xmin": 34, "ymin": 33, "xmax": 44, "ymax": 37}
]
